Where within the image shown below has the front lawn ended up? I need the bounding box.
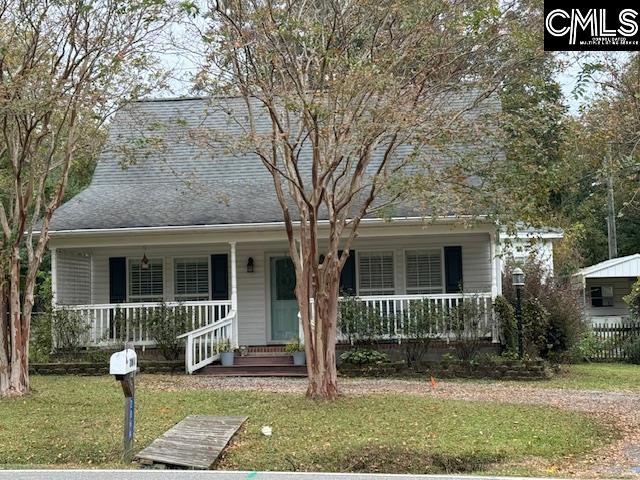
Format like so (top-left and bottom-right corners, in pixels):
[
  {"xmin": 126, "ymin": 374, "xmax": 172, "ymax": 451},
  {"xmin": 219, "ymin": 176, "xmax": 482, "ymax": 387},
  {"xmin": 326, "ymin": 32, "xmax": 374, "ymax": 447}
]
[
  {"xmin": 0, "ymin": 375, "xmax": 614, "ymax": 474},
  {"xmin": 543, "ymin": 363, "xmax": 640, "ymax": 392}
]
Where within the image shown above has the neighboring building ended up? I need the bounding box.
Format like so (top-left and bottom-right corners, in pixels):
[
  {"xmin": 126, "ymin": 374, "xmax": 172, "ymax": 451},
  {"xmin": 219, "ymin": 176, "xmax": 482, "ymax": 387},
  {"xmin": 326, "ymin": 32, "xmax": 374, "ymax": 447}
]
[
  {"xmin": 500, "ymin": 226, "xmax": 564, "ymax": 275},
  {"xmin": 572, "ymin": 254, "xmax": 640, "ymax": 325},
  {"xmin": 47, "ymin": 96, "xmax": 502, "ymax": 373}
]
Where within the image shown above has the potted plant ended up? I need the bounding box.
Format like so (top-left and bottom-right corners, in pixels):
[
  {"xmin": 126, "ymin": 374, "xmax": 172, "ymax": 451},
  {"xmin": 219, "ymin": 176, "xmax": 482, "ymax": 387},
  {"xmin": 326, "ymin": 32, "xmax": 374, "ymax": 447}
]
[
  {"xmin": 285, "ymin": 338, "xmax": 306, "ymax": 366},
  {"xmin": 218, "ymin": 340, "xmax": 235, "ymax": 366}
]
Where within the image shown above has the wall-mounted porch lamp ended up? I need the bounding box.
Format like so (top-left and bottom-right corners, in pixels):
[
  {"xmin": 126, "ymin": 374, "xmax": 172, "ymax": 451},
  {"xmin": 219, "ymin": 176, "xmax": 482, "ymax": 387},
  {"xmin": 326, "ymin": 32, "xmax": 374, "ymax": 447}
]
[
  {"xmin": 247, "ymin": 257, "xmax": 254, "ymax": 273},
  {"xmin": 512, "ymin": 267, "xmax": 525, "ymax": 358}
]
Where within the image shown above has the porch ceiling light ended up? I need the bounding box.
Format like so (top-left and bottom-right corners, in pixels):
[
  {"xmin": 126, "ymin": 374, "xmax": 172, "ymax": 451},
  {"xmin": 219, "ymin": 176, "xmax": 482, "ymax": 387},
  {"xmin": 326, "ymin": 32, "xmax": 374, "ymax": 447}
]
[
  {"xmin": 512, "ymin": 267, "xmax": 525, "ymax": 287},
  {"xmin": 141, "ymin": 253, "xmax": 150, "ymax": 270},
  {"xmin": 247, "ymin": 257, "xmax": 254, "ymax": 273}
]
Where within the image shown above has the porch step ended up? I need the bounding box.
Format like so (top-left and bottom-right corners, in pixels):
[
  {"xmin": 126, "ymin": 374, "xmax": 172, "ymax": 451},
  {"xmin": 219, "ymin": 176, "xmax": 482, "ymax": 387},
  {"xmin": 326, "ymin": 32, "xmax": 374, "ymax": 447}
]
[
  {"xmin": 234, "ymin": 355, "xmax": 293, "ymax": 366},
  {"xmin": 197, "ymin": 363, "xmax": 307, "ymax": 377}
]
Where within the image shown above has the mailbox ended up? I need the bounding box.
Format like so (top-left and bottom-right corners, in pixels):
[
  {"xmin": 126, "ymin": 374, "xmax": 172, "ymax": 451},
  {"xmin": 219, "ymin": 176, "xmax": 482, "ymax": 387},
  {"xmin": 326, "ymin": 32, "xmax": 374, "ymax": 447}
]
[
  {"xmin": 111, "ymin": 347, "xmax": 138, "ymax": 461},
  {"xmin": 110, "ymin": 349, "xmax": 138, "ymax": 376}
]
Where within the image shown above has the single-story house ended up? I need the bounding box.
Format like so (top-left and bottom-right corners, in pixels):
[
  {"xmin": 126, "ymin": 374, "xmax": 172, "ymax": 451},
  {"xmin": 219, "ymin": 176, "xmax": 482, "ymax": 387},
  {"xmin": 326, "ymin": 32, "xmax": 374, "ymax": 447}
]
[
  {"xmin": 572, "ymin": 254, "xmax": 640, "ymax": 325},
  {"xmin": 48, "ymin": 96, "xmax": 503, "ymax": 373},
  {"xmin": 500, "ymin": 226, "xmax": 564, "ymax": 275}
]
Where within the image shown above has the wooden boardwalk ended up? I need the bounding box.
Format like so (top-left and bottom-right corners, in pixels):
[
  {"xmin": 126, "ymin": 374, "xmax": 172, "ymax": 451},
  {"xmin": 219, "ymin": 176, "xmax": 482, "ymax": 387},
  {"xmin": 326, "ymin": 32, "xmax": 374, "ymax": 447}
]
[{"xmin": 134, "ymin": 415, "xmax": 247, "ymax": 469}]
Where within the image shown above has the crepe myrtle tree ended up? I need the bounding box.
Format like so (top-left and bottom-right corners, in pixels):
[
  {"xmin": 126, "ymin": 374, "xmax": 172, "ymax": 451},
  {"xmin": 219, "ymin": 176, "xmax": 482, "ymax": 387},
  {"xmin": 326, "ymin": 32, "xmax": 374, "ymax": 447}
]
[
  {"xmin": 0, "ymin": 0, "xmax": 175, "ymax": 397},
  {"xmin": 192, "ymin": 0, "xmax": 523, "ymax": 399}
]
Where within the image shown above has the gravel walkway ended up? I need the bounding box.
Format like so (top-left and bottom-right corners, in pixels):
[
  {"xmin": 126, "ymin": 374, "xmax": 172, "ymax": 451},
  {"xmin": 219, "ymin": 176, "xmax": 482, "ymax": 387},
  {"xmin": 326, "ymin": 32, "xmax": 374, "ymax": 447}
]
[{"xmin": 139, "ymin": 375, "xmax": 640, "ymax": 478}]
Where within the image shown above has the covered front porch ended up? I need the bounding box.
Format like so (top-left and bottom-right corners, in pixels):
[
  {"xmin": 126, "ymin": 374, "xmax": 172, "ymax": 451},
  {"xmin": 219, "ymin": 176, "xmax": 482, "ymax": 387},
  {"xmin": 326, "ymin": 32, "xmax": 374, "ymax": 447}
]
[{"xmin": 50, "ymin": 225, "xmax": 502, "ymax": 372}]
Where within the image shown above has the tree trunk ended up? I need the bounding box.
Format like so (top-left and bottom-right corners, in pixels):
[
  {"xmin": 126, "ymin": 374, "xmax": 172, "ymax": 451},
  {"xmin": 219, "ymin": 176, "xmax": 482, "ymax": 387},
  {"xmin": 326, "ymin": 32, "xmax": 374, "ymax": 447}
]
[
  {"xmin": 303, "ymin": 266, "xmax": 340, "ymax": 400},
  {"xmin": 0, "ymin": 271, "xmax": 9, "ymax": 393},
  {"xmin": 1, "ymin": 250, "xmax": 29, "ymax": 396}
]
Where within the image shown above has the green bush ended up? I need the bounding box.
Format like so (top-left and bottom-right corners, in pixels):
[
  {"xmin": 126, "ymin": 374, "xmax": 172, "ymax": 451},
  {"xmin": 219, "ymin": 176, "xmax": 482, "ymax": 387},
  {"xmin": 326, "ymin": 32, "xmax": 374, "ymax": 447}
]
[
  {"xmin": 624, "ymin": 278, "xmax": 640, "ymax": 321},
  {"xmin": 625, "ymin": 336, "xmax": 640, "ymax": 365},
  {"xmin": 449, "ymin": 297, "xmax": 487, "ymax": 362},
  {"xmin": 522, "ymin": 297, "xmax": 550, "ymax": 358},
  {"xmin": 51, "ymin": 308, "xmax": 90, "ymax": 352},
  {"xmin": 338, "ymin": 296, "xmax": 383, "ymax": 346},
  {"xmin": 399, "ymin": 300, "xmax": 439, "ymax": 368},
  {"xmin": 568, "ymin": 330, "xmax": 602, "ymax": 363},
  {"xmin": 149, "ymin": 304, "xmax": 189, "ymax": 360},
  {"xmin": 502, "ymin": 259, "xmax": 586, "ymax": 361},
  {"xmin": 339, "ymin": 349, "xmax": 388, "ymax": 365},
  {"xmin": 30, "ymin": 312, "xmax": 53, "ymax": 363},
  {"xmin": 494, "ymin": 296, "xmax": 517, "ymax": 355}
]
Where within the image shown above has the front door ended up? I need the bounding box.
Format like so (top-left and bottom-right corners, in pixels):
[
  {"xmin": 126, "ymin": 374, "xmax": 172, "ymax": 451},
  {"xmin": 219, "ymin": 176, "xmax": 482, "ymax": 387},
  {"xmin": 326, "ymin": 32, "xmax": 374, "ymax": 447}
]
[{"xmin": 270, "ymin": 256, "xmax": 299, "ymax": 341}]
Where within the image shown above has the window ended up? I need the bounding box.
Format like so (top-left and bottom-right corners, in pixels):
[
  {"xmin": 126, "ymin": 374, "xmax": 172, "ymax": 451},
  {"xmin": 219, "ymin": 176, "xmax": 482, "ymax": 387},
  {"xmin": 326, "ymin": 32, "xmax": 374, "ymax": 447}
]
[
  {"xmin": 129, "ymin": 259, "xmax": 163, "ymax": 302},
  {"xmin": 590, "ymin": 286, "xmax": 614, "ymax": 308},
  {"xmin": 405, "ymin": 250, "xmax": 443, "ymax": 294},
  {"xmin": 174, "ymin": 258, "xmax": 210, "ymax": 301},
  {"xmin": 358, "ymin": 252, "xmax": 394, "ymax": 295}
]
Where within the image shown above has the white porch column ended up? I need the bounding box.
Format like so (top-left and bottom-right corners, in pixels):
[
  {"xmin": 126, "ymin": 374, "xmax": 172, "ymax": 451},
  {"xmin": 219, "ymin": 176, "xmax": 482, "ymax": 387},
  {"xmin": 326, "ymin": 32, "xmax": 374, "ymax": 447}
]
[
  {"xmin": 489, "ymin": 232, "xmax": 500, "ymax": 343},
  {"xmin": 51, "ymin": 247, "xmax": 58, "ymax": 308},
  {"xmin": 229, "ymin": 241, "xmax": 239, "ymax": 348}
]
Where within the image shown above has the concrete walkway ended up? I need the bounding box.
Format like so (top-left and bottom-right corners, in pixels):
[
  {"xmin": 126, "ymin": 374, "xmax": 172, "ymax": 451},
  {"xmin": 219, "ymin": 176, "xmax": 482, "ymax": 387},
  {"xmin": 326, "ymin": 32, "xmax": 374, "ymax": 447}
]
[{"xmin": 0, "ymin": 471, "xmax": 558, "ymax": 480}]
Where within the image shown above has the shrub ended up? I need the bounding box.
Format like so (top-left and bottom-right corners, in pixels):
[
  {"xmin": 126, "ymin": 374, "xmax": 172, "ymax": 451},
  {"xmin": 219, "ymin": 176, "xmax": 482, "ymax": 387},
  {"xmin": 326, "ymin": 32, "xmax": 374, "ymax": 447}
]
[
  {"xmin": 339, "ymin": 349, "xmax": 388, "ymax": 365},
  {"xmin": 522, "ymin": 297, "xmax": 550, "ymax": 358},
  {"xmin": 449, "ymin": 297, "xmax": 487, "ymax": 362},
  {"xmin": 338, "ymin": 295, "xmax": 383, "ymax": 346},
  {"xmin": 399, "ymin": 300, "xmax": 439, "ymax": 368},
  {"xmin": 625, "ymin": 336, "xmax": 640, "ymax": 365},
  {"xmin": 569, "ymin": 330, "xmax": 602, "ymax": 363},
  {"xmin": 494, "ymin": 295, "xmax": 517, "ymax": 355},
  {"xmin": 624, "ymin": 278, "xmax": 640, "ymax": 321},
  {"xmin": 502, "ymin": 257, "xmax": 586, "ymax": 361},
  {"xmin": 30, "ymin": 311, "xmax": 53, "ymax": 363},
  {"xmin": 149, "ymin": 304, "xmax": 189, "ymax": 360},
  {"xmin": 284, "ymin": 338, "xmax": 304, "ymax": 353},
  {"xmin": 51, "ymin": 308, "xmax": 90, "ymax": 352}
]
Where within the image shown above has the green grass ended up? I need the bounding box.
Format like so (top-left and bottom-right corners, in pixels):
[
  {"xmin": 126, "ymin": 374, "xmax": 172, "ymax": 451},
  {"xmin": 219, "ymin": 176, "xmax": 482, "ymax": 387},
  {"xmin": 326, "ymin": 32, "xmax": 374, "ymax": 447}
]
[
  {"xmin": 544, "ymin": 363, "xmax": 640, "ymax": 391},
  {"xmin": 0, "ymin": 375, "xmax": 615, "ymax": 474},
  {"xmin": 476, "ymin": 363, "xmax": 640, "ymax": 392}
]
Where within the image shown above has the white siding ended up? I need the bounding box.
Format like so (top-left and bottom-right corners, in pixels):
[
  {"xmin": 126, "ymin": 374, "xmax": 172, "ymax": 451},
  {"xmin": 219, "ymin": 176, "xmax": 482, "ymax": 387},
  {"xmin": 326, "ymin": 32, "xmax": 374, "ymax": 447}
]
[
  {"xmin": 56, "ymin": 231, "xmax": 493, "ymax": 345},
  {"xmin": 56, "ymin": 250, "xmax": 92, "ymax": 305},
  {"xmin": 584, "ymin": 277, "xmax": 635, "ymax": 318}
]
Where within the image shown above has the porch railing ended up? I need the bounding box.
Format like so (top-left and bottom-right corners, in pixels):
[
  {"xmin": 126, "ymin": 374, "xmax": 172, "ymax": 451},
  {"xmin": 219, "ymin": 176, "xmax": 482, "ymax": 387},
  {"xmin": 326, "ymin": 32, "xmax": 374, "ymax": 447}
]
[
  {"xmin": 178, "ymin": 310, "xmax": 235, "ymax": 374},
  {"xmin": 338, "ymin": 293, "xmax": 496, "ymax": 342},
  {"xmin": 56, "ymin": 300, "xmax": 232, "ymax": 346}
]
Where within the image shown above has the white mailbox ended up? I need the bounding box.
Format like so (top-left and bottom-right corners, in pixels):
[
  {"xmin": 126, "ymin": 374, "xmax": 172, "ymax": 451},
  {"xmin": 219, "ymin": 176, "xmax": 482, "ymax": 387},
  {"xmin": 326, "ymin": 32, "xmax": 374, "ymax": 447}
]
[{"xmin": 110, "ymin": 349, "xmax": 138, "ymax": 376}]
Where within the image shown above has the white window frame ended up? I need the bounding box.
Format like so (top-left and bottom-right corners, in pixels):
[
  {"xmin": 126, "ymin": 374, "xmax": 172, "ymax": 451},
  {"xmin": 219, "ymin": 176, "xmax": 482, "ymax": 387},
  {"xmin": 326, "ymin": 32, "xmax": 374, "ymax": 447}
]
[
  {"xmin": 128, "ymin": 258, "xmax": 164, "ymax": 303},
  {"xmin": 590, "ymin": 285, "xmax": 614, "ymax": 308},
  {"xmin": 173, "ymin": 257, "xmax": 210, "ymax": 302},
  {"xmin": 404, "ymin": 248, "xmax": 444, "ymax": 295},
  {"xmin": 357, "ymin": 250, "xmax": 395, "ymax": 296}
]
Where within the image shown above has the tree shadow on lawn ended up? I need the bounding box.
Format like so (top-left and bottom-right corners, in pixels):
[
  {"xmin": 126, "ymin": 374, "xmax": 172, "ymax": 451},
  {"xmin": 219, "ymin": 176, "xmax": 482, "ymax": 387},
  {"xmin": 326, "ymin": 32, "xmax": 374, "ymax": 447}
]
[{"xmin": 307, "ymin": 444, "xmax": 504, "ymax": 474}]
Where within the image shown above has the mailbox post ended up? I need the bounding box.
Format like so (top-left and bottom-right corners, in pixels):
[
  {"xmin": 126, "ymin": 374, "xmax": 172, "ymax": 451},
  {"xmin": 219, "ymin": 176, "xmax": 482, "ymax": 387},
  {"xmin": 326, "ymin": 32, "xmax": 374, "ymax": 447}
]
[{"xmin": 110, "ymin": 348, "xmax": 138, "ymax": 461}]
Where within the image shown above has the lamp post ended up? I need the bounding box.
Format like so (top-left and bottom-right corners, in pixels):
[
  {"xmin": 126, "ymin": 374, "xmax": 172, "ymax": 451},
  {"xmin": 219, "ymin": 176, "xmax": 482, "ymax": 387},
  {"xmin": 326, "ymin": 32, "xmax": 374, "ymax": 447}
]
[{"xmin": 512, "ymin": 267, "xmax": 525, "ymax": 358}]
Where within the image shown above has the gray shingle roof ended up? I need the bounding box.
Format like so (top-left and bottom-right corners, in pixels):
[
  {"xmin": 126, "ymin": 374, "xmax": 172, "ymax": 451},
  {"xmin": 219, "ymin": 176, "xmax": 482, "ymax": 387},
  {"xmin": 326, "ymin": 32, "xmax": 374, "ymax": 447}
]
[{"xmin": 50, "ymin": 95, "xmax": 500, "ymax": 231}]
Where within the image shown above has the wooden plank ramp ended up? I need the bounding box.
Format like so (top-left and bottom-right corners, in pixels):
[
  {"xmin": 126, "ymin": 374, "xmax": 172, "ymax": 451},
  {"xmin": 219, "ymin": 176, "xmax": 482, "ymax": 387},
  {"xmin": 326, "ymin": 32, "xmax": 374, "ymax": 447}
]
[{"xmin": 134, "ymin": 415, "xmax": 247, "ymax": 469}]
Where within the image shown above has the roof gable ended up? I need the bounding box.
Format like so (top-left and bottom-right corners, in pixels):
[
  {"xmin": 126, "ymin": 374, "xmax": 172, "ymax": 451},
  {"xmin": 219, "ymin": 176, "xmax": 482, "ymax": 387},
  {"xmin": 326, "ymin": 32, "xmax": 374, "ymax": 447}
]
[{"xmin": 574, "ymin": 254, "xmax": 640, "ymax": 279}]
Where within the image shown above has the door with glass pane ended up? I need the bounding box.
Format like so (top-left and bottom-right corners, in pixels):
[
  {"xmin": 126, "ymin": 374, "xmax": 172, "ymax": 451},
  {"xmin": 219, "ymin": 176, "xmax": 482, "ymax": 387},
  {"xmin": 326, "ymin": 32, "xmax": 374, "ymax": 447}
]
[{"xmin": 270, "ymin": 256, "xmax": 299, "ymax": 341}]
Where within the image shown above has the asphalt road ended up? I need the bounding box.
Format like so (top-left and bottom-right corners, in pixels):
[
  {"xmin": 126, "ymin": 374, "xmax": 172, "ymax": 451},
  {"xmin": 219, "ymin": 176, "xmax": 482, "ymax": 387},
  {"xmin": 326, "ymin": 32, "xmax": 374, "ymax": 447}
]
[{"xmin": 0, "ymin": 471, "xmax": 556, "ymax": 480}]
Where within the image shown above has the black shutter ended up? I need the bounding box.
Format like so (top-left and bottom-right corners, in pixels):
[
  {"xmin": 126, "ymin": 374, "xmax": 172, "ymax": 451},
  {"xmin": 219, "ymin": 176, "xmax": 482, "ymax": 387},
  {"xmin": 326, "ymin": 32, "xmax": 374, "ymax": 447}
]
[
  {"xmin": 444, "ymin": 246, "xmax": 463, "ymax": 293},
  {"xmin": 109, "ymin": 257, "xmax": 127, "ymax": 303},
  {"xmin": 211, "ymin": 254, "xmax": 229, "ymax": 300},
  {"xmin": 339, "ymin": 250, "xmax": 356, "ymax": 295}
]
